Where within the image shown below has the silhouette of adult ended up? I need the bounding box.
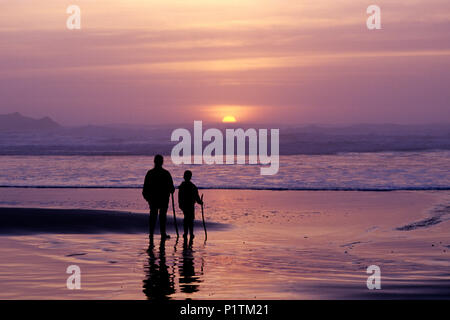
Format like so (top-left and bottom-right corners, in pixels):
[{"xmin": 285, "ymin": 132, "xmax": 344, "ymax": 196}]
[{"xmin": 143, "ymin": 155, "xmax": 175, "ymax": 240}]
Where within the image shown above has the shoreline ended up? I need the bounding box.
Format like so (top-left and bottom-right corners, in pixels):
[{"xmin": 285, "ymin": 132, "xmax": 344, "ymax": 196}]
[{"xmin": 1, "ymin": 186, "xmax": 449, "ymax": 191}]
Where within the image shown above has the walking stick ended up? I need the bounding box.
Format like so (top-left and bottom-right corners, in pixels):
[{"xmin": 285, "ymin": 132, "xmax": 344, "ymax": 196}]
[
  {"xmin": 201, "ymin": 194, "xmax": 207, "ymax": 241},
  {"xmin": 171, "ymin": 193, "xmax": 179, "ymax": 237}
]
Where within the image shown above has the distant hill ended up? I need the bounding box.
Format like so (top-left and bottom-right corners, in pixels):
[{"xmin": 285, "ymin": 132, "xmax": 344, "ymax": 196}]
[
  {"xmin": 0, "ymin": 113, "xmax": 449, "ymax": 155},
  {"xmin": 0, "ymin": 112, "xmax": 61, "ymax": 132}
]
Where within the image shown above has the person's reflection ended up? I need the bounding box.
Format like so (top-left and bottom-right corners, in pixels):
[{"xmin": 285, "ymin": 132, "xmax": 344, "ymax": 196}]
[
  {"xmin": 142, "ymin": 238, "xmax": 175, "ymax": 300},
  {"xmin": 179, "ymin": 236, "xmax": 201, "ymax": 293}
]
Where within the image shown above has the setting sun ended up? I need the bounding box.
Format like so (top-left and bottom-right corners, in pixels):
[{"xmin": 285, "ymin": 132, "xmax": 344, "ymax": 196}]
[{"xmin": 222, "ymin": 115, "xmax": 237, "ymax": 123}]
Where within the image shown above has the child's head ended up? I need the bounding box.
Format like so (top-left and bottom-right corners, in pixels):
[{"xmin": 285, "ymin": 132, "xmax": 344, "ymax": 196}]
[{"xmin": 183, "ymin": 170, "xmax": 192, "ymax": 181}]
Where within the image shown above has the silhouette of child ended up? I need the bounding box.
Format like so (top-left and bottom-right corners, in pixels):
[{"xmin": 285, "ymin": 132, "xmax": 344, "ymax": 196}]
[{"xmin": 178, "ymin": 170, "xmax": 203, "ymax": 239}]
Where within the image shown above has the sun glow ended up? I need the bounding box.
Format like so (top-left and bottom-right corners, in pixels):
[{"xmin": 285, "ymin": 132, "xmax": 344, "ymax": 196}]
[
  {"xmin": 199, "ymin": 104, "xmax": 262, "ymax": 123},
  {"xmin": 222, "ymin": 115, "xmax": 237, "ymax": 123}
]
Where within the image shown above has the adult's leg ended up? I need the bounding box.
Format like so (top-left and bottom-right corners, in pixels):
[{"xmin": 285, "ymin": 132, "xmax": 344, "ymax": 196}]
[
  {"xmin": 149, "ymin": 206, "xmax": 158, "ymax": 238},
  {"xmin": 159, "ymin": 206, "xmax": 168, "ymax": 237}
]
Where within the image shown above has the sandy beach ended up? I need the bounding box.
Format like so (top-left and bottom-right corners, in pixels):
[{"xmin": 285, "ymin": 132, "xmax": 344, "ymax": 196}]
[
  {"xmin": 0, "ymin": 188, "xmax": 448, "ymax": 299},
  {"xmin": 2, "ymin": 0, "xmax": 450, "ymax": 308}
]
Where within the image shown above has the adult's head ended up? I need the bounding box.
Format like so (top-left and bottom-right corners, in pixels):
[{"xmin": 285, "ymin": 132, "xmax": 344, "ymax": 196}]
[
  {"xmin": 154, "ymin": 154, "xmax": 164, "ymax": 168},
  {"xmin": 183, "ymin": 170, "xmax": 192, "ymax": 181}
]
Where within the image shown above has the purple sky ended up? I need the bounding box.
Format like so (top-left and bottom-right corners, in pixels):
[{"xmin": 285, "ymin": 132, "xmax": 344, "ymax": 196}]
[{"xmin": 0, "ymin": 0, "xmax": 449, "ymax": 125}]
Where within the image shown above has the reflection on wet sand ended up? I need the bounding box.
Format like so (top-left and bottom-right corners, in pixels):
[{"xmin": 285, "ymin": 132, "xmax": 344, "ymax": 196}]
[
  {"xmin": 179, "ymin": 237, "xmax": 202, "ymax": 294},
  {"xmin": 142, "ymin": 237, "xmax": 203, "ymax": 299},
  {"xmin": 142, "ymin": 238, "xmax": 175, "ymax": 300}
]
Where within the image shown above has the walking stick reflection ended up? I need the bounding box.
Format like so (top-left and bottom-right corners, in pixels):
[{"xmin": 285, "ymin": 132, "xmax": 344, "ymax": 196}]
[
  {"xmin": 201, "ymin": 194, "xmax": 207, "ymax": 241},
  {"xmin": 171, "ymin": 193, "xmax": 179, "ymax": 237}
]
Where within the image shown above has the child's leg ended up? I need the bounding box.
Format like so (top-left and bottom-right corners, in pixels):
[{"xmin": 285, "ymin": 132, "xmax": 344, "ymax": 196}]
[
  {"xmin": 189, "ymin": 210, "xmax": 195, "ymax": 237},
  {"xmin": 182, "ymin": 210, "xmax": 189, "ymax": 237}
]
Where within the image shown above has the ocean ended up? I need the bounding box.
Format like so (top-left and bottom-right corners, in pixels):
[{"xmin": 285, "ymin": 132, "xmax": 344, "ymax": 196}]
[{"xmin": 0, "ymin": 151, "xmax": 448, "ymax": 191}]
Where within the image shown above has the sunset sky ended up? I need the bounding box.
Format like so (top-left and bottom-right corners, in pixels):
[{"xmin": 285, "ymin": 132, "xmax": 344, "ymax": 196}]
[{"xmin": 0, "ymin": 0, "xmax": 449, "ymax": 125}]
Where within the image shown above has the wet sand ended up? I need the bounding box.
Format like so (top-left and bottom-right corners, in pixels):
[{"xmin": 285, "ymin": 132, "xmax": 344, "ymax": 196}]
[{"xmin": 0, "ymin": 189, "xmax": 449, "ymax": 299}]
